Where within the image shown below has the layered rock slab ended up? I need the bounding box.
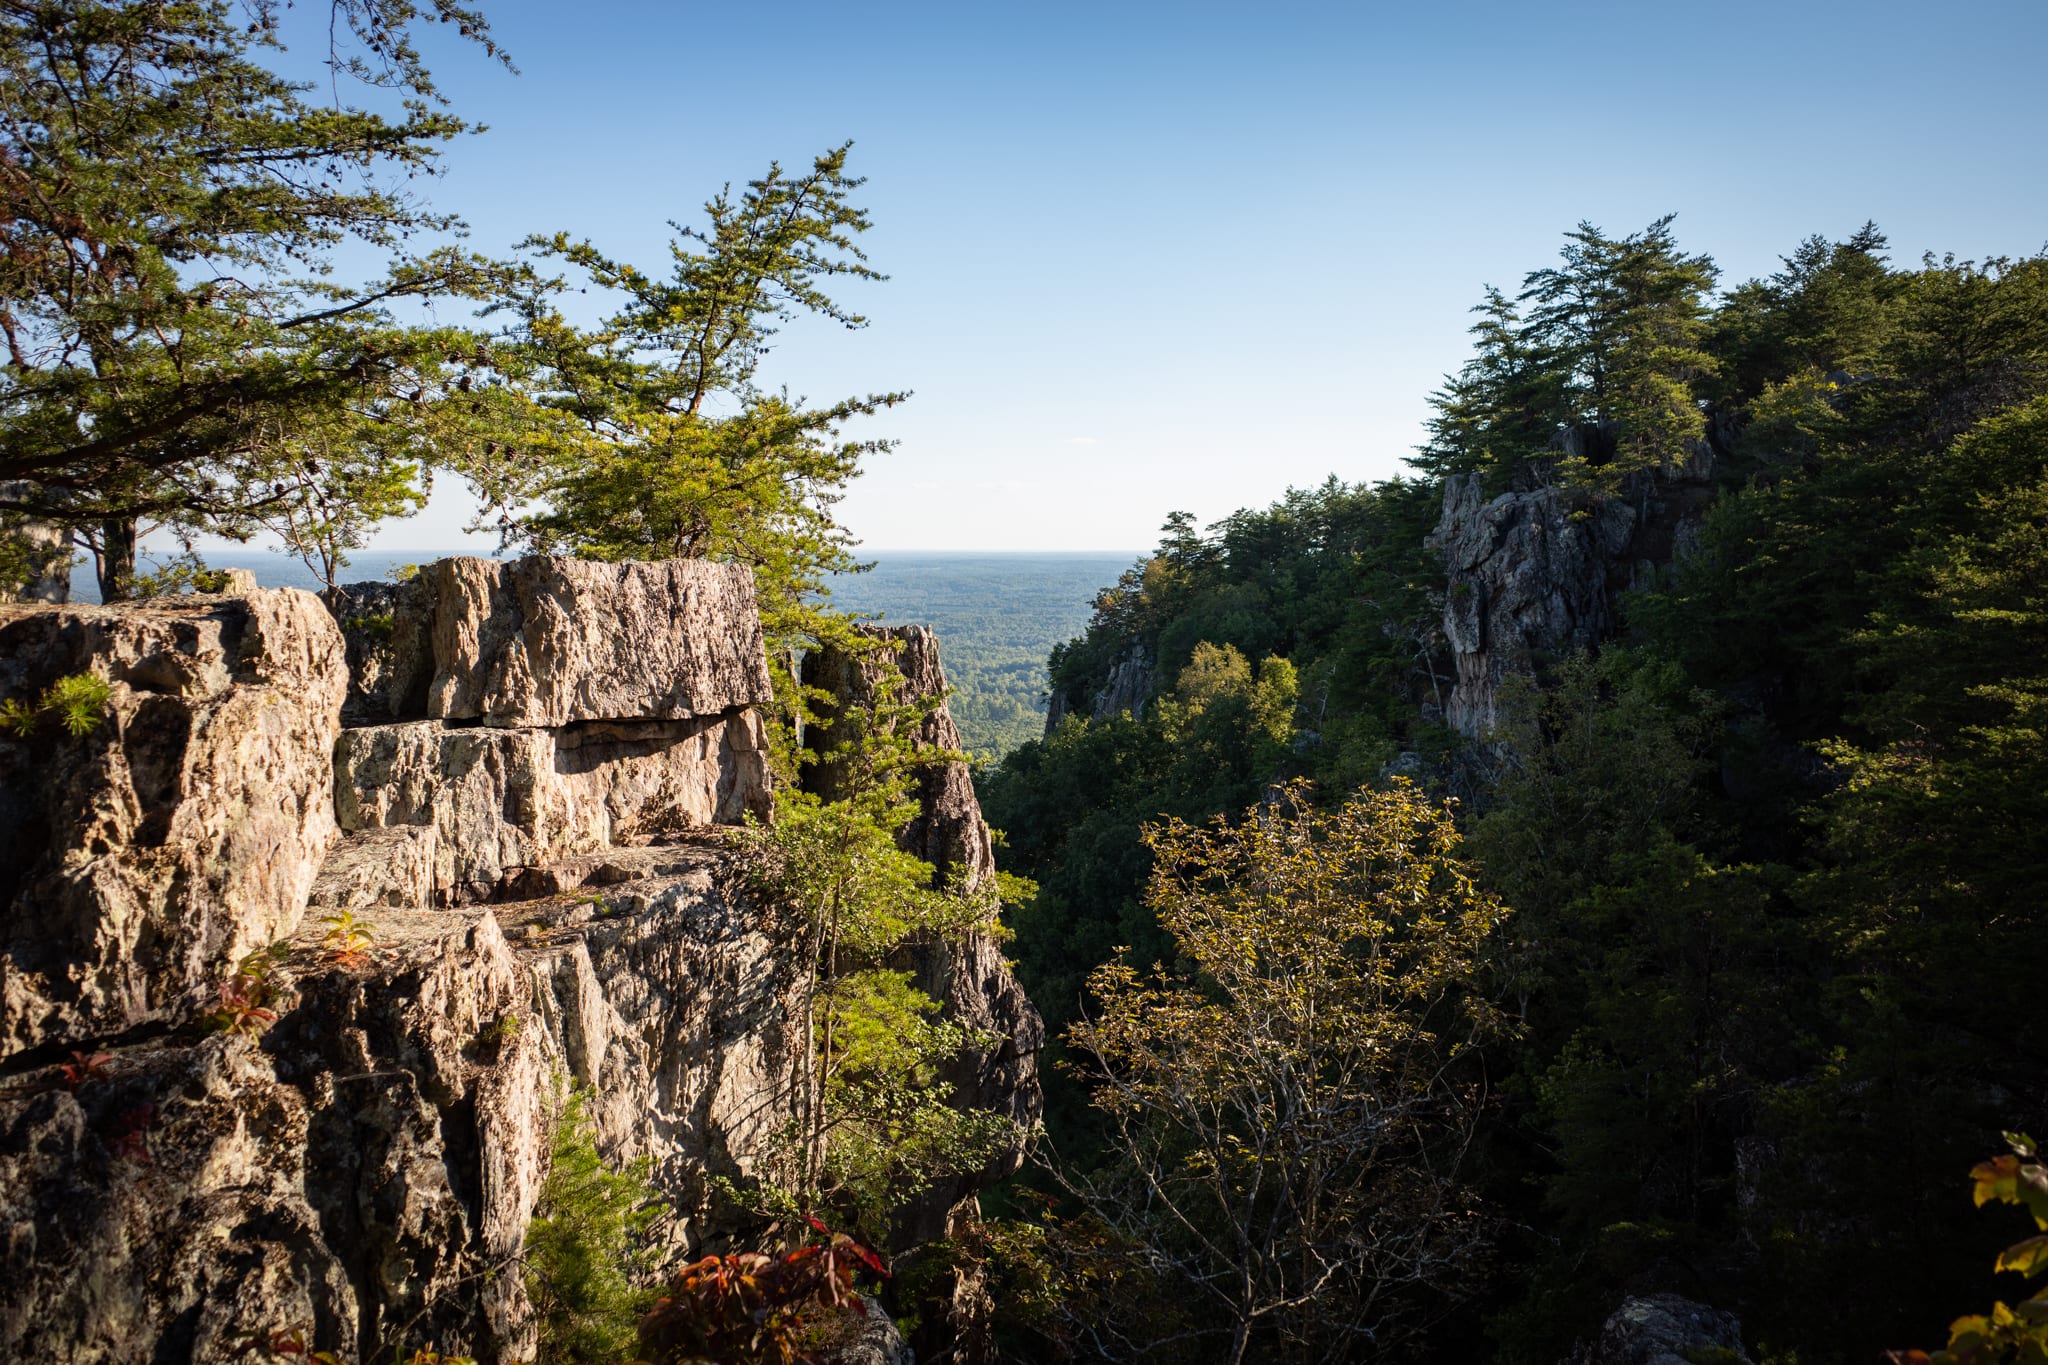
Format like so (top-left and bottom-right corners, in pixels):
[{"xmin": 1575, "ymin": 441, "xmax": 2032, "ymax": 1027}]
[
  {"xmin": 0, "ymin": 589, "xmax": 345, "ymax": 1059},
  {"xmin": 421, "ymin": 557, "xmax": 774, "ymax": 728},
  {"xmin": 330, "ymin": 711, "xmax": 771, "ymax": 905}
]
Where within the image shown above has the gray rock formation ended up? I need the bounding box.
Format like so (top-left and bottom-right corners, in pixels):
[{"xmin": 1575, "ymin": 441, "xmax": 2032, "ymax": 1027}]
[
  {"xmin": 1569, "ymin": 1293, "xmax": 1754, "ymax": 1365},
  {"xmin": 330, "ymin": 712, "xmax": 769, "ymax": 905},
  {"xmin": 421, "ymin": 557, "xmax": 773, "ymax": 728},
  {"xmin": 325, "ymin": 577, "xmax": 435, "ymax": 725},
  {"xmin": 320, "ymin": 559, "xmax": 773, "ymax": 907},
  {"xmin": 0, "ymin": 589, "xmax": 345, "ymax": 1059},
  {"xmin": 1045, "ymin": 641, "xmax": 1156, "ymax": 733},
  {"xmin": 804, "ymin": 626, "xmax": 1045, "ymax": 1364},
  {"xmin": 1429, "ymin": 467, "xmax": 1715, "ymax": 739},
  {"xmin": 0, "ymin": 559, "xmax": 1039, "ymax": 1364},
  {"xmin": 0, "ymin": 848, "xmax": 803, "ymax": 1364}
]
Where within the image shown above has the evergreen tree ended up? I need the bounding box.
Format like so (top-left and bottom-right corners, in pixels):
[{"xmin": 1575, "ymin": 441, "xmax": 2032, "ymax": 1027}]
[
  {"xmin": 0, "ymin": 0, "xmax": 516, "ymax": 597},
  {"xmin": 1518, "ymin": 215, "xmax": 1719, "ymax": 484},
  {"xmin": 469, "ymin": 144, "xmax": 902, "ymax": 680}
]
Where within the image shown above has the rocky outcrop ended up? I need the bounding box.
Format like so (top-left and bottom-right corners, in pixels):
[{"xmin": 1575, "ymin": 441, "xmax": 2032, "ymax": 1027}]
[
  {"xmin": 420, "ymin": 557, "xmax": 772, "ymax": 729},
  {"xmin": 803, "ymin": 626, "xmax": 1045, "ymax": 1363},
  {"xmin": 330, "ymin": 712, "xmax": 769, "ymax": 905},
  {"xmin": 321, "ymin": 558, "xmax": 773, "ymax": 907},
  {"xmin": 0, "ymin": 589, "xmax": 345, "ymax": 1059},
  {"xmin": 326, "ymin": 577, "xmax": 435, "ymax": 726},
  {"xmin": 1045, "ymin": 641, "xmax": 1155, "ymax": 733},
  {"xmin": 1569, "ymin": 1293, "xmax": 1754, "ymax": 1365},
  {"xmin": 0, "ymin": 845, "xmax": 804, "ymax": 1365},
  {"xmin": 0, "ymin": 560, "xmax": 1040, "ymax": 1364},
  {"xmin": 1429, "ymin": 467, "xmax": 1716, "ymax": 739}
]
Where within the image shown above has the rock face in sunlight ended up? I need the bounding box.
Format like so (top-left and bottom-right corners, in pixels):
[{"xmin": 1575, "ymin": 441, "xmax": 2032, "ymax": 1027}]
[
  {"xmin": 421, "ymin": 557, "xmax": 772, "ymax": 728},
  {"xmin": 323, "ymin": 557, "xmax": 773, "ymax": 909},
  {"xmin": 0, "ymin": 588, "xmax": 345, "ymax": 1059},
  {"xmin": 1429, "ymin": 460, "xmax": 1716, "ymax": 740},
  {"xmin": 0, "ymin": 560, "xmax": 1038, "ymax": 1365},
  {"xmin": 803, "ymin": 625, "xmax": 1045, "ymax": 1362}
]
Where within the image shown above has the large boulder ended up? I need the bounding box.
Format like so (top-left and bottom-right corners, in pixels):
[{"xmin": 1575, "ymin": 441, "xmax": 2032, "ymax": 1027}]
[
  {"xmin": 1572, "ymin": 1293, "xmax": 1754, "ymax": 1365},
  {"xmin": 421, "ymin": 558, "xmax": 774, "ymax": 728},
  {"xmin": 0, "ymin": 589, "xmax": 345, "ymax": 1058}
]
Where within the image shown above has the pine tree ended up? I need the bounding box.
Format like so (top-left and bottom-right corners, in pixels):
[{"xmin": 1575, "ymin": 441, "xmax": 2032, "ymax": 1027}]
[{"xmin": 0, "ymin": 0, "xmax": 514, "ymax": 597}]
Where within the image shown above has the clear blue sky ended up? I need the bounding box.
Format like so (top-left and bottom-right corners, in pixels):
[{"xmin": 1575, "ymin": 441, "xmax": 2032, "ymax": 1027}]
[{"xmin": 339, "ymin": 0, "xmax": 2048, "ymax": 553}]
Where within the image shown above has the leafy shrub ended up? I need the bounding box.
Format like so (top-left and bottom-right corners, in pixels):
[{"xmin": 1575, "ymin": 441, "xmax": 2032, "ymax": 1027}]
[
  {"xmin": 318, "ymin": 910, "xmax": 376, "ymax": 967},
  {"xmin": 636, "ymin": 1222, "xmax": 886, "ymax": 1365},
  {"xmin": 206, "ymin": 944, "xmax": 290, "ymax": 1035},
  {"xmin": 1888, "ymin": 1135, "xmax": 2048, "ymax": 1364}
]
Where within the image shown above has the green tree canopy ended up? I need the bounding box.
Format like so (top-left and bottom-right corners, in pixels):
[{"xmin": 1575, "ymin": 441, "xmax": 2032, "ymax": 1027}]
[{"xmin": 0, "ymin": 0, "xmax": 515, "ymax": 597}]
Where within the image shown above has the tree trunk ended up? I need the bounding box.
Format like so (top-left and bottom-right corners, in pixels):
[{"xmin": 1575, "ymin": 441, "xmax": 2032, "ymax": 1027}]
[{"xmin": 97, "ymin": 517, "xmax": 138, "ymax": 602}]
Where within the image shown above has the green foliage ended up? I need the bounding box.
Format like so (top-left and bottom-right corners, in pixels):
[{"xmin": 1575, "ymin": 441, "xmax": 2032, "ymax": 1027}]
[
  {"xmin": 318, "ymin": 910, "xmax": 376, "ymax": 967},
  {"xmin": 0, "ymin": 696, "xmax": 37, "ymax": 737},
  {"xmin": 4, "ymin": 671, "xmax": 120, "ymax": 738},
  {"xmin": 525, "ymin": 1085, "xmax": 665, "ymax": 1364},
  {"xmin": 467, "ymin": 144, "xmax": 899, "ymax": 727},
  {"xmin": 204, "ymin": 944, "xmax": 290, "ymax": 1036},
  {"xmin": 988, "ymin": 218, "xmax": 2048, "ymax": 1364},
  {"xmin": 742, "ymin": 641, "xmax": 1021, "ymax": 1244},
  {"xmin": 984, "ymin": 477, "xmax": 1447, "ymax": 1059},
  {"xmin": 1418, "ymin": 216, "xmax": 1719, "ymax": 490},
  {"xmin": 815, "ymin": 968, "xmax": 1015, "ymax": 1235},
  {"xmin": 129, "ymin": 552, "xmax": 234, "ymax": 598},
  {"xmin": 1062, "ymin": 781, "xmax": 1509, "ymax": 1362},
  {"xmin": 1885, "ymin": 1136, "xmax": 2048, "ymax": 1365},
  {"xmin": 0, "ymin": 0, "xmax": 520, "ymax": 599}
]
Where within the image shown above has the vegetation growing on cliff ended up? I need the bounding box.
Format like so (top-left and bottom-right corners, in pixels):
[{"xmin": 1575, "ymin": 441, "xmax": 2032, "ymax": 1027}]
[
  {"xmin": 981, "ymin": 220, "xmax": 2048, "ymax": 1362},
  {"xmin": 463, "ymin": 142, "xmax": 901, "ymax": 676}
]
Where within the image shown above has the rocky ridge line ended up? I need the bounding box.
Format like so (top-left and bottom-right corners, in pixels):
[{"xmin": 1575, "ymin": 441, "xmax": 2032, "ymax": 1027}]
[{"xmin": 0, "ymin": 561, "xmax": 1036, "ymax": 1364}]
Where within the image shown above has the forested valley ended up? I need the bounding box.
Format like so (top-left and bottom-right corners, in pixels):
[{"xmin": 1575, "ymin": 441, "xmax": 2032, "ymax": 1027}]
[
  {"xmin": 1, "ymin": 3, "xmax": 2045, "ymax": 1363},
  {"xmin": 975, "ymin": 219, "xmax": 2048, "ymax": 1363}
]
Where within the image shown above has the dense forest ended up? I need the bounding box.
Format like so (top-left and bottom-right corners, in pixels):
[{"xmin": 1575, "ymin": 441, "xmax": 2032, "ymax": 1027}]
[
  {"xmin": 826, "ymin": 553, "xmax": 1129, "ymax": 758},
  {"xmin": 978, "ymin": 219, "xmax": 2048, "ymax": 1363},
  {"xmin": 4, "ymin": 2, "xmax": 2046, "ymax": 1361}
]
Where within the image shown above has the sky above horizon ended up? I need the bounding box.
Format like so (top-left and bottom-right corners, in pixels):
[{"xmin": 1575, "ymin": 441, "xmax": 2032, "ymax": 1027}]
[{"xmin": 263, "ymin": 0, "xmax": 2048, "ymax": 555}]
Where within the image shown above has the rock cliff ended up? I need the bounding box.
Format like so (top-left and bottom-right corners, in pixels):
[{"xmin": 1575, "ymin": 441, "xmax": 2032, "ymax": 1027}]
[
  {"xmin": 0, "ymin": 562, "xmax": 1038, "ymax": 1364},
  {"xmin": 1043, "ymin": 642, "xmax": 1154, "ymax": 734},
  {"xmin": 802, "ymin": 626, "xmax": 1046, "ymax": 1362},
  {"xmin": 1429, "ymin": 464, "xmax": 1715, "ymax": 739}
]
